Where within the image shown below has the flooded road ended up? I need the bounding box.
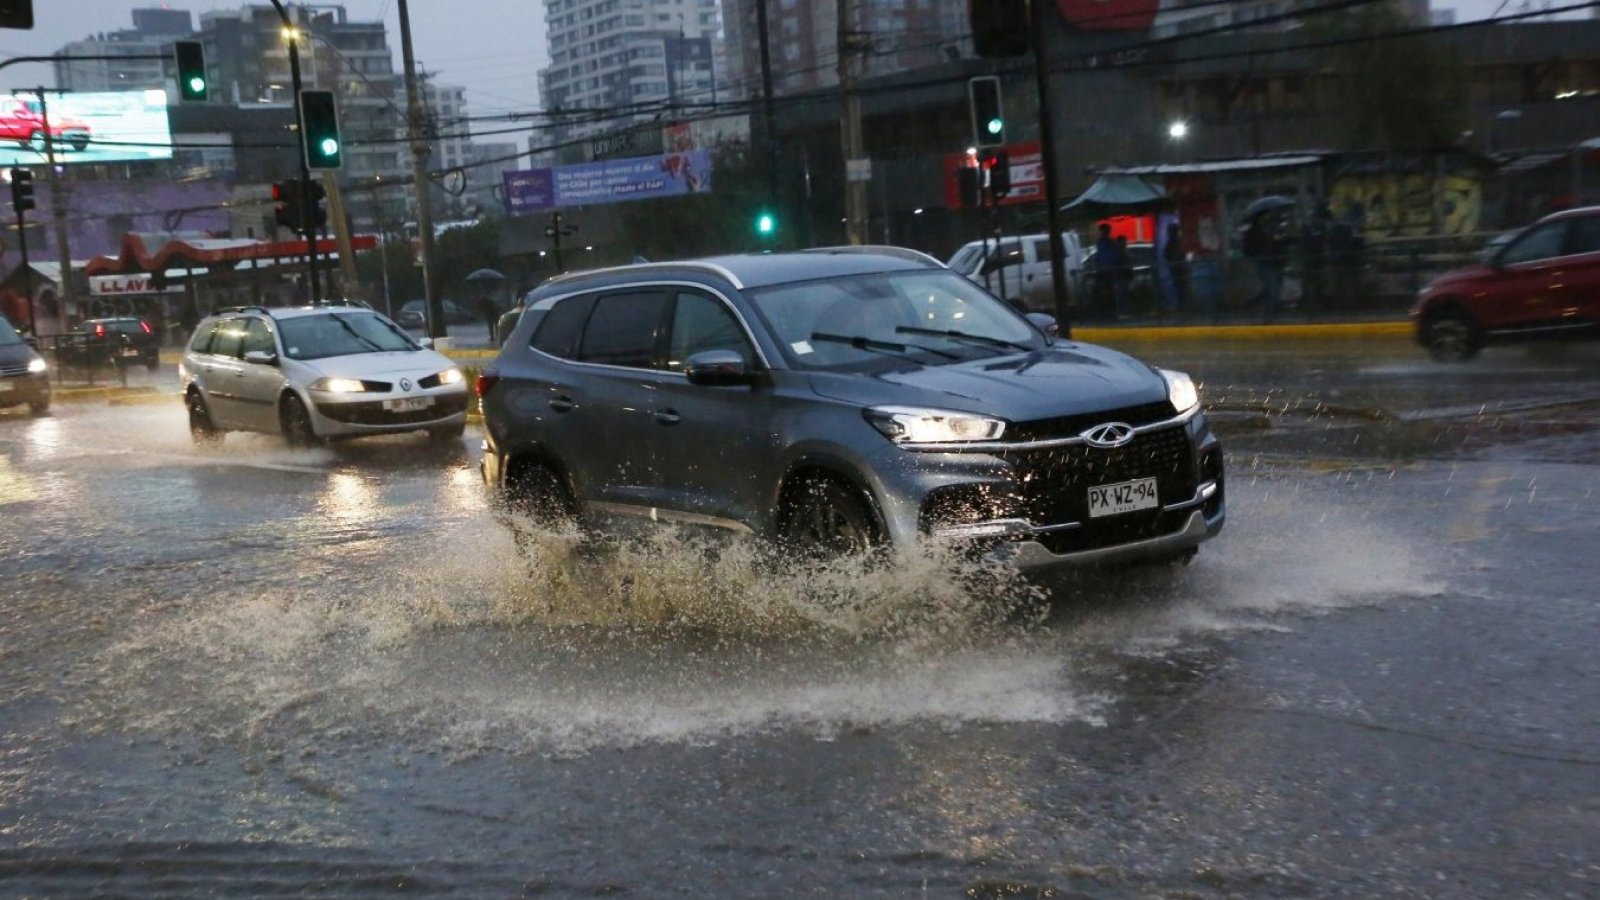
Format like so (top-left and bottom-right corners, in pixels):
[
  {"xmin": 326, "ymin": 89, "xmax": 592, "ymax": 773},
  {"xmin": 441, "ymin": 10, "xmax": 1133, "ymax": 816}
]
[{"xmin": 1, "ymin": 338, "xmax": 1596, "ymax": 897}]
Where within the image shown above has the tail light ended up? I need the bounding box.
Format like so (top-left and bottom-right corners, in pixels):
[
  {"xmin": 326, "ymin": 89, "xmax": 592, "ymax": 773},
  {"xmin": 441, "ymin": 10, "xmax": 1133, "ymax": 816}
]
[
  {"xmin": 474, "ymin": 371, "xmax": 500, "ymax": 397},
  {"xmin": 94, "ymin": 323, "xmax": 105, "ymax": 337},
  {"xmin": 140, "ymin": 321, "xmax": 152, "ymax": 334}
]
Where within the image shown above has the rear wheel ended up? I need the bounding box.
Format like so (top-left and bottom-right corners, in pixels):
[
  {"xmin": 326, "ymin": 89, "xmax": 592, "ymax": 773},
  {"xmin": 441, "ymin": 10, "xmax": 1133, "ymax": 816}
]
[
  {"xmin": 187, "ymin": 392, "xmax": 221, "ymax": 445},
  {"xmin": 504, "ymin": 461, "xmax": 576, "ymax": 526},
  {"xmin": 1425, "ymin": 309, "xmax": 1480, "ymax": 362},
  {"xmin": 776, "ymin": 474, "xmax": 881, "ymax": 563},
  {"xmin": 279, "ymin": 394, "xmax": 320, "ymax": 448},
  {"xmin": 69, "ymin": 135, "xmax": 89, "ymax": 152}
]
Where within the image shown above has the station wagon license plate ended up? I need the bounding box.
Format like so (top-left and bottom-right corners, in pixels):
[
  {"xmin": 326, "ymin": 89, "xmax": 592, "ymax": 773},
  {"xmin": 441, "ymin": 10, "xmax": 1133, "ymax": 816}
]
[
  {"xmin": 0, "ymin": 381, "xmax": 11, "ymax": 392},
  {"xmin": 1088, "ymin": 477, "xmax": 1159, "ymax": 518},
  {"xmin": 383, "ymin": 396, "xmax": 432, "ymax": 412}
]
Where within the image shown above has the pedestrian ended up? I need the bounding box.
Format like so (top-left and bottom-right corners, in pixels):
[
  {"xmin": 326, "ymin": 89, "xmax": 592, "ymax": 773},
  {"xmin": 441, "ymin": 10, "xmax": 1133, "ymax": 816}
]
[
  {"xmin": 1092, "ymin": 223, "xmax": 1117, "ymax": 321},
  {"xmin": 1300, "ymin": 200, "xmax": 1331, "ymax": 311},
  {"xmin": 1243, "ymin": 213, "xmax": 1287, "ymax": 321},
  {"xmin": 1162, "ymin": 221, "xmax": 1189, "ymax": 317},
  {"xmin": 477, "ymin": 293, "xmax": 500, "ymax": 346},
  {"xmin": 1113, "ymin": 235, "xmax": 1134, "ymax": 321}
]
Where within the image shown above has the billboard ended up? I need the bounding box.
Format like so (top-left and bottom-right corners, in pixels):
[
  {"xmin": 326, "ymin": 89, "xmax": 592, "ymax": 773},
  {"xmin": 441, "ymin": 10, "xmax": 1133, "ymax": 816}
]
[
  {"xmin": 0, "ymin": 90, "xmax": 173, "ymax": 167},
  {"xmin": 504, "ymin": 150, "xmax": 713, "ymax": 214}
]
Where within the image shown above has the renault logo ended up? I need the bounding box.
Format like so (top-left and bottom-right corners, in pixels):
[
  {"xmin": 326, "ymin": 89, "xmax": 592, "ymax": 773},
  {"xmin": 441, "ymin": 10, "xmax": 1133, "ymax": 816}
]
[
  {"xmin": 1081, "ymin": 421, "xmax": 1135, "ymax": 449},
  {"xmin": 399, "ymin": 378, "xmax": 412, "ymax": 392}
]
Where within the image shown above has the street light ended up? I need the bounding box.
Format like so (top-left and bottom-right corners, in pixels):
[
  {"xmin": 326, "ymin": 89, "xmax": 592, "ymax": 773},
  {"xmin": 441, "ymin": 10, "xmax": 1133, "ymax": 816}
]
[{"xmin": 1168, "ymin": 121, "xmax": 1189, "ymax": 141}]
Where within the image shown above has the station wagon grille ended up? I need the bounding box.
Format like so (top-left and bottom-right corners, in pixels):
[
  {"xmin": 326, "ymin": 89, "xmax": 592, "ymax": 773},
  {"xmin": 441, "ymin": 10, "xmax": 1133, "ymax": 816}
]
[
  {"xmin": 0, "ymin": 361, "xmax": 32, "ymax": 377},
  {"xmin": 315, "ymin": 393, "xmax": 469, "ymax": 425}
]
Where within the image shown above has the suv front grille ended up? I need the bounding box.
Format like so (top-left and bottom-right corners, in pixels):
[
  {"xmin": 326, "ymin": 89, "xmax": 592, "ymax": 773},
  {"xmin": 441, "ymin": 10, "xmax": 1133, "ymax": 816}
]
[
  {"xmin": 1007, "ymin": 400, "xmax": 1175, "ymax": 443},
  {"xmin": 998, "ymin": 424, "xmax": 1199, "ymax": 553},
  {"xmin": 0, "ymin": 361, "xmax": 32, "ymax": 377}
]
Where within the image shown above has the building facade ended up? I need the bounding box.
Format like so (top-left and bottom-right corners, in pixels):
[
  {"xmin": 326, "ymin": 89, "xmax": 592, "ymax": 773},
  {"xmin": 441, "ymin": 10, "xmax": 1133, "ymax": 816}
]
[{"xmin": 52, "ymin": 8, "xmax": 194, "ymax": 94}]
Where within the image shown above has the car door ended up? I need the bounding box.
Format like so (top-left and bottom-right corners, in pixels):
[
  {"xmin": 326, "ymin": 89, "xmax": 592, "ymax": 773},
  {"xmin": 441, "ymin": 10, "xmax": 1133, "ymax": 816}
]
[
  {"xmin": 1556, "ymin": 214, "xmax": 1600, "ymax": 324},
  {"xmin": 1482, "ymin": 220, "xmax": 1570, "ymax": 331},
  {"xmin": 636, "ymin": 289, "xmax": 773, "ymax": 528},
  {"xmin": 194, "ymin": 317, "xmax": 249, "ymax": 427},
  {"xmin": 233, "ymin": 317, "xmax": 287, "ymax": 432}
]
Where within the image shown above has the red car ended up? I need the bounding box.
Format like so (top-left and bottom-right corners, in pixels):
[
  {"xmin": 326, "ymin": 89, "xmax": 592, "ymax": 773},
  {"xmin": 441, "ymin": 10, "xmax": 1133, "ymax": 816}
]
[
  {"xmin": 0, "ymin": 98, "xmax": 91, "ymax": 153},
  {"xmin": 1412, "ymin": 206, "xmax": 1600, "ymax": 361}
]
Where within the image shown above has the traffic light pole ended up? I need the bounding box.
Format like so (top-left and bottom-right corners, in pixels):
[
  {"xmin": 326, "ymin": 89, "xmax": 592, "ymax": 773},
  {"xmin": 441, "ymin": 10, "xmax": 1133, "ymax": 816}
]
[
  {"xmin": 1028, "ymin": 0, "xmax": 1071, "ymax": 338},
  {"xmin": 35, "ymin": 89, "xmax": 75, "ymax": 332},
  {"xmin": 14, "ymin": 195, "xmax": 30, "ymax": 336},
  {"xmin": 284, "ymin": 30, "xmax": 322, "ymax": 304},
  {"xmin": 397, "ymin": 0, "xmax": 443, "ymax": 339}
]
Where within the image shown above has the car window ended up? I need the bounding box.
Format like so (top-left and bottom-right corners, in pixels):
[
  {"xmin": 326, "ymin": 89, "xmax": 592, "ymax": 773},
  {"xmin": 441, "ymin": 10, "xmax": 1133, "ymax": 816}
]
[
  {"xmin": 1565, "ymin": 216, "xmax": 1600, "ymax": 255},
  {"xmin": 240, "ymin": 318, "xmax": 276, "ymax": 357},
  {"xmin": 666, "ymin": 292, "xmax": 752, "ymax": 371},
  {"xmin": 530, "ymin": 293, "xmax": 596, "ymax": 359},
  {"xmin": 189, "ymin": 321, "xmax": 219, "ymax": 354},
  {"xmin": 277, "ymin": 312, "xmax": 416, "ymax": 361},
  {"xmin": 208, "ymin": 318, "xmax": 246, "ymax": 358},
  {"xmin": 577, "ymin": 291, "xmax": 669, "ymax": 369},
  {"xmin": 981, "ymin": 241, "xmax": 1024, "ymax": 274},
  {"xmin": 1499, "ymin": 222, "xmax": 1568, "ymax": 265},
  {"xmin": 948, "ymin": 244, "xmax": 981, "ymax": 274}
]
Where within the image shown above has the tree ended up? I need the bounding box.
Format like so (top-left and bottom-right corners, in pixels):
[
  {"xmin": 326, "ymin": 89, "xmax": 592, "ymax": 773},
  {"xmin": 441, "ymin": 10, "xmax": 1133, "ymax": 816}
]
[{"xmin": 1315, "ymin": 1, "xmax": 1468, "ymax": 152}]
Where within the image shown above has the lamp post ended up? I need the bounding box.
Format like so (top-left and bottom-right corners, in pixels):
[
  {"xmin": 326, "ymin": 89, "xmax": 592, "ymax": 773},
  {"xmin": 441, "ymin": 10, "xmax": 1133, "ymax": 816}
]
[{"xmin": 1168, "ymin": 120, "xmax": 1190, "ymax": 163}]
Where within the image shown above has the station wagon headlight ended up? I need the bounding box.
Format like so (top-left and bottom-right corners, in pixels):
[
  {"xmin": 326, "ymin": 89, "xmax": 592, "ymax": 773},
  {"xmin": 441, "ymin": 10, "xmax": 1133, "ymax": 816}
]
[
  {"xmin": 865, "ymin": 406, "xmax": 1006, "ymax": 445},
  {"xmin": 436, "ymin": 367, "xmax": 463, "ymax": 385},
  {"xmin": 27, "ymin": 357, "xmax": 47, "ymax": 373},
  {"xmin": 311, "ymin": 376, "xmax": 367, "ymax": 393},
  {"xmin": 1160, "ymin": 369, "xmax": 1199, "ymax": 413}
]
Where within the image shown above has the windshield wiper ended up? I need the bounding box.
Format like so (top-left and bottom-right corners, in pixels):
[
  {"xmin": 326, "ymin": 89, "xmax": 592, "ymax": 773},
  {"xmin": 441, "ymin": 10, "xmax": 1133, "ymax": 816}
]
[
  {"xmin": 894, "ymin": 325, "xmax": 1033, "ymax": 353},
  {"xmin": 810, "ymin": 331, "xmax": 961, "ymax": 360},
  {"xmin": 327, "ymin": 314, "xmax": 389, "ymax": 353}
]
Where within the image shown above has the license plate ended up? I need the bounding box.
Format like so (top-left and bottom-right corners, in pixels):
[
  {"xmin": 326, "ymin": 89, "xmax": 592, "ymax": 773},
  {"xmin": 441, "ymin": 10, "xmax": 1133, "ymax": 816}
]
[
  {"xmin": 383, "ymin": 396, "xmax": 432, "ymax": 412},
  {"xmin": 121, "ymin": 349, "xmax": 140, "ymax": 357},
  {"xmin": 0, "ymin": 381, "xmax": 11, "ymax": 392},
  {"xmin": 1088, "ymin": 477, "xmax": 1159, "ymax": 518}
]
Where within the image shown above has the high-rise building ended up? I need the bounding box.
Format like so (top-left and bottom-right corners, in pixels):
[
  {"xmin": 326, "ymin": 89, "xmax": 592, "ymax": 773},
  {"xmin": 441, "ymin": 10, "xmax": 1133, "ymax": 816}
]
[
  {"xmin": 52, "ymin": 8, "xmax": 194, "ymax": 94},
  {"xmin": 720, "ymin": 0, "xmax": 969, "ymax": 99},
  {"xmin": 422, "ymin": 80, "xmax": 472, "ymax": 174},
  {"xmin": 537, "ymin": 0, "xmax": 725, "ymax": 146}
]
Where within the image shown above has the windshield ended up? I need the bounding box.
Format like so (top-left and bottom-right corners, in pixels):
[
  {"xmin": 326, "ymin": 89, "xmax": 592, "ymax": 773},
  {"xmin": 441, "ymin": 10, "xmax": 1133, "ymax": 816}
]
[
  {"xmin": 0, "ymin": 314, "xmax": 23, "ymax": 347},
  {"xmin": 277, "ymin": 311, "xmax": 418, "ymax": 361},
  {"xmin": 746, "ymin": 270, "xmax": 1046, "ymax": 372}
]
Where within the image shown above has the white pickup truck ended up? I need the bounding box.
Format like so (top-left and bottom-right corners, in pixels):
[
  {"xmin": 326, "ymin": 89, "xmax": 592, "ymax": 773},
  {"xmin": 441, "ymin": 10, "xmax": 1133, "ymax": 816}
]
[{"xmin": 946, "ymin": 231, "xmax": 1088, "ymax": 312}]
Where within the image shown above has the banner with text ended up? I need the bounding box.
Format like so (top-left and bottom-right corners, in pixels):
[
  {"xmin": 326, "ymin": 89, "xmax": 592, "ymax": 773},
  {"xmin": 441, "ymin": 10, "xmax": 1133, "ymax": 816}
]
[{"xmin": 503, "ymin": 150, "xmax": 713, "ymax": 214}]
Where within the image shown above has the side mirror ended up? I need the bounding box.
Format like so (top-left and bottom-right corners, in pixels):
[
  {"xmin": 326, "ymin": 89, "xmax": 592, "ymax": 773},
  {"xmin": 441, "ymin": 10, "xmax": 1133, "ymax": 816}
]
[
  {"xmin": 1026, "ymin": 312, "xmax": 1060, "ymax": 340},
  {"xmin": 417, "ymin": 337, "xmax": 434, "ymax": 349},
  {"xmin": 684, "ymin": 349, "xmax": 751, "ymax": 387},
  {"xmin": 242, "ymin": 349, "xmax": 278, "ymax": 366}
]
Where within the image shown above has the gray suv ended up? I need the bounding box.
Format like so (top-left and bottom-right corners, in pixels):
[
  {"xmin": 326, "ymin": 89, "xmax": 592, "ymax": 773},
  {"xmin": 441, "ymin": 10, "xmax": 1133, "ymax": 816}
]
[{"xmin": 478, "ymin": 248, "xmax": 1224, "ymax": 570}]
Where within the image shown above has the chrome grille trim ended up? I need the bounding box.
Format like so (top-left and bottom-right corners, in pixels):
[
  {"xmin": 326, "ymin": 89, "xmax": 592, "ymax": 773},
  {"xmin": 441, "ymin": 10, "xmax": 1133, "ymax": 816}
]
[{"xmin": 898, "ymin": 404, "xmax": 1199, "ymax": 453}]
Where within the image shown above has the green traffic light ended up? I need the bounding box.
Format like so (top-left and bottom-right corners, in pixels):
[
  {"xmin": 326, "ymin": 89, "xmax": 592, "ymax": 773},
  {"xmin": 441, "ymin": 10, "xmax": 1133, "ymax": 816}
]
[
  {"xmin": 987, "ymin": 117, "xmax": 1003, "ymax": 135},
  {"xmin": 319, "ymin": 137, "xmax": 340, "ymax": 157},
  {"xmin": 756, "ymin": 213, "xmax": 775, "ymax": 235},
  {"xmin": 188, "ymin": 76, "xmax": 206, "ymax": 94}
]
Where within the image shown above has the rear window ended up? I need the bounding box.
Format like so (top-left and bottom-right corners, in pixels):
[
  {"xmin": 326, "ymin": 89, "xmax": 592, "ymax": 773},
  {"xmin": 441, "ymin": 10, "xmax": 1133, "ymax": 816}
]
[{"xmin": 530, "ymin": 294, "xmax": 596, "ymax": 359}]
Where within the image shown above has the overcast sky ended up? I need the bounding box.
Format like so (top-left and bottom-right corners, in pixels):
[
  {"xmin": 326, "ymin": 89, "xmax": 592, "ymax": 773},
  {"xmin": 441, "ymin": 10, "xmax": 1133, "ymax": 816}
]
[
  {"xmin": 3, "ymin": 1, "xmax": 550, "ymax": 116},
  {"xmin": 0, "ymin": 0, "xmax": 1568, "ymax": 125}
]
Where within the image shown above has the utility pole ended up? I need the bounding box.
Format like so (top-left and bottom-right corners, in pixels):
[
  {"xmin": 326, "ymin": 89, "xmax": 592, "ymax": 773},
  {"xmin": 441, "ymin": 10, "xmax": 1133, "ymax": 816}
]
[
  {"xmin": 11, "ymin": 170, "xmax": 32, "ymax": 335},
  {"xmin": 837, "ymin": 0, "xmax": 868, "ymax": 245},
  {"xmin": 397, "ymin": 0, "xmax": 442, "ymax": 340},
  {"xmin": 35, "ymin": 88, "xmax": 74, "ymax": 330},
  {"xmin": 1027, "ymin": 0, "xmax": 1072, "ymax": 339},
  {"xmin": 322, "ymin": 172, "xmax": 360, "ymax": 302},
  {"xmin": 283, "ymin": 35, "xmax": 322, "ymax": 304},
  {"xmin": 754, "ymin": 0, "xmax": 779, "ymax": 244}
]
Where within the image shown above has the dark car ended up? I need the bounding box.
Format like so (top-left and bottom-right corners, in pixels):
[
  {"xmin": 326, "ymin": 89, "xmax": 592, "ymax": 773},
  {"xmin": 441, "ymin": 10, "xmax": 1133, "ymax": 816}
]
[
  {"xmin": 396, "ymin": 299, "xmax": 474, "ymax": 328},
  {"xmin": 58, "ymin": 317, "xmax": 161, "ymax": 371},
  {"xmin": 1413, "ymin": 206, "xmax": 1600, "ymax": 361},
  {"xmin": 477, "ymin": 247, "xmax": 1225, "ymax": 571},
  {"xmin": 0, "ymin": 313, "xmax": 51, "ymax": 415}
]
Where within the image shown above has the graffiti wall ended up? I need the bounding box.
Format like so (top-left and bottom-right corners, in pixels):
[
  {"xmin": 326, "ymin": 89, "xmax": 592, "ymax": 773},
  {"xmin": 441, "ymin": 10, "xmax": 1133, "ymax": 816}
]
[{"xmin": 1329, "ymin": 171, "xmax": 1482, "ymax": 237}]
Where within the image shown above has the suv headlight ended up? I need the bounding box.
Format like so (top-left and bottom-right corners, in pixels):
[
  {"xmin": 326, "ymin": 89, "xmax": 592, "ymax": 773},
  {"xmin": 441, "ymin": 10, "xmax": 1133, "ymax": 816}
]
[
  {"xmin": 311, "ymin": 376, "xmax": 366, "ymax": 393},
  {"xmin": 27, "ymin": 357, "xmax": 46, "ymax": 374},
  {"xmin": 1160, "ymin": 369, "xmax": 1199, "ymax": 413},
  {"xmin": 865, "ymin": 406, "xmax": 1006, "ymax": 445}
]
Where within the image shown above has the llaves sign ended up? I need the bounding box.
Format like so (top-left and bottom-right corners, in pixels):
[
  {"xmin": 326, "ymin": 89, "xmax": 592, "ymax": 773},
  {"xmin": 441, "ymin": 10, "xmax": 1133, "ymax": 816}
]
[
  {"xmin": 89, "ymin": 275, "xmax": 182, "ymax": 296},
  {"xmin": 1056, "ymin": 0, "xmax": 1160, "ymax": 31}
]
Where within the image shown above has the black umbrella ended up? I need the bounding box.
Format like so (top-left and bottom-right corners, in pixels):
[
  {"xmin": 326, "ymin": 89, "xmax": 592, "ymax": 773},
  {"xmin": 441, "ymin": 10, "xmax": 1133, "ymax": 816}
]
[
  {"xmin": 1241, "ymin": 195, "xmax": 1295, "ymax": 220},
  {"xmin": 464, "ymin": 268, "xmax": 505, "ymax": 282}
]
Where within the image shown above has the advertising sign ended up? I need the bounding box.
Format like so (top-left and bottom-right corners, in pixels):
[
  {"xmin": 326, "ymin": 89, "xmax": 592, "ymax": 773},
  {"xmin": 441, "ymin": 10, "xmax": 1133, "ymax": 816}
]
[
  {"xmin": 0, "ymin": 90, "xmax": 173, "ymax": 167},
  {"xmin": 1055, "ymin": 0, "xmax": 1160, "ymax": 31},
  {"xmin": 90, "ymin": 274, "xmax": 184, "ymax": 296},
  {"xmin": 942, "ymin": 142, "xmax": 1044, "ymax": 209},
  {"xmin": 503, "ymin": 150, "xmax": 713, "ymax": 214}
]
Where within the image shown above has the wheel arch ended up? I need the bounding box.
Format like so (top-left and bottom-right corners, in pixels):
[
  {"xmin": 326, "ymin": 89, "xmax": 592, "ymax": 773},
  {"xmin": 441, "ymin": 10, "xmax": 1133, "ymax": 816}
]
[{"xmin": 770, "ymin": 453, "xmax": 889, "ymax": 543}]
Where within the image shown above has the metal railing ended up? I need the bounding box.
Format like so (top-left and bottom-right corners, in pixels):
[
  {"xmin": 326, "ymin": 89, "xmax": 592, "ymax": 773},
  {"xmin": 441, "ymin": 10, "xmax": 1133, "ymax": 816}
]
[{"xmin": 32, "ymin": 333, "xmax": 133, "ymax": 388}]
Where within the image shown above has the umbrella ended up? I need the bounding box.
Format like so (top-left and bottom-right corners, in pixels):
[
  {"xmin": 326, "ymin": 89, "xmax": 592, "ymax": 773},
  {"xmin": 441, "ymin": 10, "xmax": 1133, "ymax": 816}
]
[
  {"xmin": 464, "ymin": 268, "xmax": 506, "ymax": 282},
  {"xmin": 1241, "ymin": 195, "xmax": 1295, "ymax": 220},
  {"xmin": 1063, "ymin": 175, "xmax": 1170, "ymax": 214}
]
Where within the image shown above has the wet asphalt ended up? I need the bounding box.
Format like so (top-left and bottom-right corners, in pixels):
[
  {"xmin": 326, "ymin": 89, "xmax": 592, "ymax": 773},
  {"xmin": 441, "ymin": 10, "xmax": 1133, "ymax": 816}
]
[{"xmin": 0, "ymin": 335, "xmax": 1596, "ymax": 897}]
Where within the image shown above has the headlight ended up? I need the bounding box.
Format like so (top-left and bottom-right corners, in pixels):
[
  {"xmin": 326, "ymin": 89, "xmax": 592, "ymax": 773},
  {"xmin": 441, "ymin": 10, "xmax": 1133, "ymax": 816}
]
[
  {"xmin": 1160, "ymin": 369, "xmax": 1199, "ymax": 413},
  {"xmin": 436, "ymin": 367, "xmax": 463, "ymax": 385},
  {"xmin": 27, "ymin": 356, "xmax": 47, "ymax": 374},
  {"xmin": 311, "ymin": 376, "xmax": 366, "ymax": 393},
  {"xmin": 865, "ymin": 406, "xmax": 1006, "ymax": 445}
]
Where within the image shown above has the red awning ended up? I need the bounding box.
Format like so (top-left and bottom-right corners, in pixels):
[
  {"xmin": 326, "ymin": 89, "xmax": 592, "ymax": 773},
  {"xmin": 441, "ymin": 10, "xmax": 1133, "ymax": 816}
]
[{"xmin": 85, "ymin": 233, "xmax": 378, "ymax": 277}]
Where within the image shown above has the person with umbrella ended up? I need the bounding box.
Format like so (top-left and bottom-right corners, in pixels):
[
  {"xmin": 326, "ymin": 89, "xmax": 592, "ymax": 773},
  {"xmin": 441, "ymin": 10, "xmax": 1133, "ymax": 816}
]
[
  {"xmin": 465, "ymin": 268, "xmax": 506, "ymax": 346},
  {"xmin": 1241, "ymin": 196, "xmax": 1293, "ymax": 321}
]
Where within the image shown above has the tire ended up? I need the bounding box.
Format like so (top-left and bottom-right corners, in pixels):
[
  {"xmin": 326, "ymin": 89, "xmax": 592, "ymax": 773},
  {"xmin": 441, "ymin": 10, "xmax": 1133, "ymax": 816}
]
[
  {"xmin": 27, "ymin": 130, "xmax": 46, "ymax": 153},
  {"xmin": 279, "ymin": 394, "xmax": 320, "ymax": 448},
  {"xmin": 504, "ymin": 461, "xmax": 575, "ymax": 526},
  {"xmin": 146, "ymin": 357, "xmax": 160, "ymax": 373},
  {"xmin": 1424, "ymin": 309, "xmax": 1480, "ymax": 362},
  {"xmin": 70, "ymin": 136, "xmax": 89, "ymax": 152},
  {"xmin": 187, "ymin": 392, "xmax": 221, "ymax": 445},
  {"xmin": 776, "ymin": 474, "xmax": 881, "ymax": 563},
  {"xmin": 28, "ymin": 397, "xmax": 49, "ymax": 416}
]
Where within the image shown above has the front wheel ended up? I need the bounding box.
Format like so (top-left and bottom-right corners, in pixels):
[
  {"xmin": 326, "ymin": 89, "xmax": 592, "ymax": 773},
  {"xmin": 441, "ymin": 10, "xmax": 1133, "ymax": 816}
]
[
  {"xmin": 187, "ymin": 392, "xmax": 221, "ymax": 445},
  {"xmin": 69, "ymin": 136, "xmax": 89, "ymax": 152},
  {"xmin": 28, "ymin": 397, "xmax": 50, "ymax": 416},
  {"xmin": 279, "ymin": 394, "xmax": 320, "ymax": 447},
  {"xmin": 1425, "ymin": 309, "xmax": 1480, "ymax": 362},
  {"xmin": 776, "ymin": 474, "xmax": 881, "ymax": 563}
]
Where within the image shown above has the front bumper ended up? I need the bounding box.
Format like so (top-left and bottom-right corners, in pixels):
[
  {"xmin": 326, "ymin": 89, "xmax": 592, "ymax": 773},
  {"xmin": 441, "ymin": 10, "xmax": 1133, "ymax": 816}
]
[
  {"xmin": 0, "ymin": 373, "xmax": 50, "ymax": 407},
  {"xmin": 310, "ymin": 389, "xmax": 470, "ymax": 435}
]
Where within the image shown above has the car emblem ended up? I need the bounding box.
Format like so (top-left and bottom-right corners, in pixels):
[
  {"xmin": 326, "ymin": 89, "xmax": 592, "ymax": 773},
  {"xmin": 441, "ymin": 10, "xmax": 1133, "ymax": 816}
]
[
  {"xmin": 1081, "ymin": 421, "xmax": 1135, "ymax": 449},
  {"xmin": 399, "ymin": 378, "xmax": 412, "ymax": 392}
]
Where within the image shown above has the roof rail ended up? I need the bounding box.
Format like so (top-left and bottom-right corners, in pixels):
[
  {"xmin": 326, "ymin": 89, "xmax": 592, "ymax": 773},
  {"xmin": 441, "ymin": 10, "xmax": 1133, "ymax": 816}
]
[
  {"xmin": 210, "ymin": 305, "xmax": 274, "ymax": 316},
  {"xmin": 800, "ymin": 245, "xmax": 944, "ymax": 267}
]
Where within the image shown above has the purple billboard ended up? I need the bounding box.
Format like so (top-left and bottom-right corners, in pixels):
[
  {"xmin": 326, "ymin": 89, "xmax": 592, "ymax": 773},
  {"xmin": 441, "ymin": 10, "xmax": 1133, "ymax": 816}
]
[{"xmin": 504, "ymin": 150, "xmax": 712, "ymax": 214}]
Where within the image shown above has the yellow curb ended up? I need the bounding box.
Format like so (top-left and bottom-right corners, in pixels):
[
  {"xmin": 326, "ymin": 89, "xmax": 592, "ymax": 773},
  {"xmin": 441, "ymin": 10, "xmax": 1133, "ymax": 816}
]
[
  {"xmin": 110, "ymin": 392, "xmax": 182, "ymax": 407},
  {"xmin": 1074, "ymin": 321, "xmax": 1413, "ymax": 341},
  {"xmin": 53, "ymin": 385, "xmax": 160, "ymax": 403}
]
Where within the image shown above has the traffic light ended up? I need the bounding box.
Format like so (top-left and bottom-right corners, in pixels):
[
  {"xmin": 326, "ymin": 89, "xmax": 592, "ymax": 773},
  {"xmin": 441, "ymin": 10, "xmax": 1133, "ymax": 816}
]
[
  {"xmin": 10, "ymin": 167, "xmax": 34, "ymax": 215},
  {"xmin": 0, "ymin": 1, "xmax": 33, "ymax": 31},
  {"xmin": 755, "ymin": 210, "xmax": 777, "ymax": 239},
  {"xmin": 272, "ymin": 180, "xmax": 301, "ymax": 231},
  {"xmin": 307, "ymin": 178, "xmax": 328, "ymax": 230},
  {"xmin": 299, "ymin": 89, "xmax": 343, "ymax": 170},
  {"xmin": 174, "ymin": 40, "xmax": 208, "ymax": 102},
  {"xmin": 983, "ymin": 150, "xmax": 1011, "ymax": 198},
  {"xmin": 955, "ymin": 166, "xmax": 981, "ymax": 209},
  {"xmin": 969, "ymin": 0, "xmax": 1028, "ymax": 58},
  {"xmin": 969, "ymin": 76, "xmax": 1005, "ymax": 148}
]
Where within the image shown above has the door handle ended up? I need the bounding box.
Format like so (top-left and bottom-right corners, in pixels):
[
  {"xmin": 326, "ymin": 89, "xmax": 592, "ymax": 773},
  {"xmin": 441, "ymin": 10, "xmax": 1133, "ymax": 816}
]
[
  {"xmin": 549, "ymin": 395, "xmax": 575, "ymax": 412},
  {"xmin": 653, "ymin": 409, "xmax": 681, "ymax": 425}
]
